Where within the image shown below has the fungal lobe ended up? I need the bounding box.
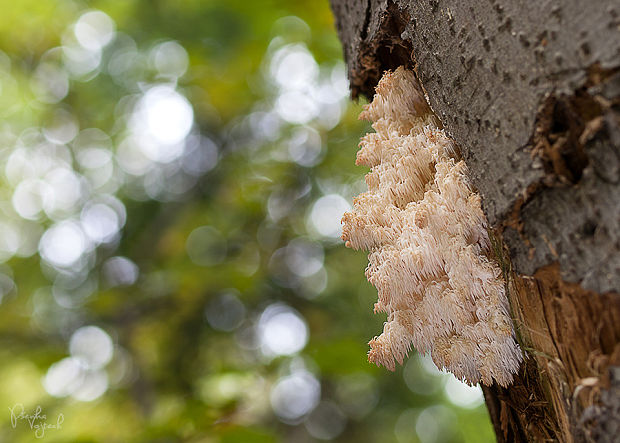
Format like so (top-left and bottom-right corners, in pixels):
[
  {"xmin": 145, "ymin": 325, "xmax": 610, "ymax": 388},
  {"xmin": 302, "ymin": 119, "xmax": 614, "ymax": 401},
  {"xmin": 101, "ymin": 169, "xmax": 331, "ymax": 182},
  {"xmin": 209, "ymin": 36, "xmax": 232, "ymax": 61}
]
[{"xmin": 341, "ymin": 66, "xmax": 522, "ymax": 387}]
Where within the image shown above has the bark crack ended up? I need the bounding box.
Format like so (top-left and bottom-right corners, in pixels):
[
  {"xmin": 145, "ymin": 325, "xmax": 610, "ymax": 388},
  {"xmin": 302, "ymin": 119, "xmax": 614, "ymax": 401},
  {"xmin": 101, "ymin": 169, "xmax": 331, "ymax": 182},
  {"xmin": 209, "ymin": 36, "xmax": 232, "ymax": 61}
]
[{"xmin": 360, "ymin": 0, "xmax": 371, "ymax": 40}]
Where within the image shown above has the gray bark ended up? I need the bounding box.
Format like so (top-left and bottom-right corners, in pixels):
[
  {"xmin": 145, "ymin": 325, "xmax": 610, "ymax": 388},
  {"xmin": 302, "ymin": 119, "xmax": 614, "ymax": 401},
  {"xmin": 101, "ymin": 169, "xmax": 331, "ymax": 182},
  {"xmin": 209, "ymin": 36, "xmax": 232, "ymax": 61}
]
[
  {"xmin": 329, "ymin": 1, "xmax": 620, "ymax": 441},
  {"xmin": 331, "ymin": 0, "xmax": 620, "ymax": 292}
]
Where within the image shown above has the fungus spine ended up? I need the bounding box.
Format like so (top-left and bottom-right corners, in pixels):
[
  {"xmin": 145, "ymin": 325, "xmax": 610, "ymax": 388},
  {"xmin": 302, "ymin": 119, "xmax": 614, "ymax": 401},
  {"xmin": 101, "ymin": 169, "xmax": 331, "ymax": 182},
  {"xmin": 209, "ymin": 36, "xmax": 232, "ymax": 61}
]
[{"xmin": 341, "ymin": 67, "xmax": 522, "ymax": 387}]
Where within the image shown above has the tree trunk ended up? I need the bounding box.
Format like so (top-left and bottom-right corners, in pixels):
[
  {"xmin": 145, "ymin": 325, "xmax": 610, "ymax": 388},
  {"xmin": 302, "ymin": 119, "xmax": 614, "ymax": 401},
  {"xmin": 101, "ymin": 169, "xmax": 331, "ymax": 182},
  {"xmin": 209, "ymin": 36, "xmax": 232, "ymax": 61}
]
[{"xmin": 329, "ymin": 1, "xmax": 620, "ymax": 441}]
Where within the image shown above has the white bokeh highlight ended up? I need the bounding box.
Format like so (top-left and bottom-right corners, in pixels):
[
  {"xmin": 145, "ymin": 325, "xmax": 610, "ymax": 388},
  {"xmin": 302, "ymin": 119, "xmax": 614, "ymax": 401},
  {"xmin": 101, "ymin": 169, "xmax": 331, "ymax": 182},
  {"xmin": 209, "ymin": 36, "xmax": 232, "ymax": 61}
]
[
  {"xmin": 309, "ymin": 194, "xmax": 351, "ymax": 239},
  {"xmin": 131, "ymin": 85, "xmax": 194, "ymax": 148},
  {"xmin": 39, "ymin": 221, "xmax": 90, "ymax": 268},
  {"xmin": 258, "ymin": 303, "xmax": 308, "ymax": 358},
  {"xmin": 444, "ymin": 375, "xmax": 484, "ymax": 409},
  {"xmin": 74, "ymin": 11, "xmax": 116, "ymax": 52},
  {"xmin": 270, "ymin": 370, "xmax": 320, "ymax": 422},
  {"xmin": 69, "ymin": 326, "xmax": 114, "ymax": 370}
]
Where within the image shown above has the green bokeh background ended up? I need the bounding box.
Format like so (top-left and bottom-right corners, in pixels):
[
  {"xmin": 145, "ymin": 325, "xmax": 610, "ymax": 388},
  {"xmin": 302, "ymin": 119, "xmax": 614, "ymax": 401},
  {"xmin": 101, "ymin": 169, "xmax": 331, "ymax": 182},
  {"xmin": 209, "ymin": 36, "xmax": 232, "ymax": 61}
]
[{"xmin": 0, "ymin": 1, "xmax": 494, "ymax": 441}]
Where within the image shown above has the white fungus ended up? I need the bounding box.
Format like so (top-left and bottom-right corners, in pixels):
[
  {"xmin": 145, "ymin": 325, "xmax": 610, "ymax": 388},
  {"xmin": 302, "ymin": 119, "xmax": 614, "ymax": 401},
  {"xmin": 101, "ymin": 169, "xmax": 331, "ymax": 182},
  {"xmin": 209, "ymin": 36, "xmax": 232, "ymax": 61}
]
[{"xmin": 341, "ymin": 67, "xmax": 522, "ymax": 387}]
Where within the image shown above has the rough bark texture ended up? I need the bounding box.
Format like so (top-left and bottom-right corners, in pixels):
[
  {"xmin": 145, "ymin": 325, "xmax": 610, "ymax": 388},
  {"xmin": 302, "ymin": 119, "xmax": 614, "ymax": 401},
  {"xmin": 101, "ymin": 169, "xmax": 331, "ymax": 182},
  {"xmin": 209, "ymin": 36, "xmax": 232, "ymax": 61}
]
[{"xmin": 330, "ymin": 1, "xmax": 620, "ymax": 441}]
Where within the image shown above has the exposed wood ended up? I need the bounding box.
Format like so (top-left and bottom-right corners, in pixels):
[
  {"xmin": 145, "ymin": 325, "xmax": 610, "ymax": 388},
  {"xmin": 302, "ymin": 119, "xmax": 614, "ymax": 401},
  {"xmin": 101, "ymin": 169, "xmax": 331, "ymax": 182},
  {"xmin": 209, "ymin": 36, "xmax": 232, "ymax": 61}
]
[{"xmin": 487, "ymin": 234, "xmax": 620, "ymax": 442}]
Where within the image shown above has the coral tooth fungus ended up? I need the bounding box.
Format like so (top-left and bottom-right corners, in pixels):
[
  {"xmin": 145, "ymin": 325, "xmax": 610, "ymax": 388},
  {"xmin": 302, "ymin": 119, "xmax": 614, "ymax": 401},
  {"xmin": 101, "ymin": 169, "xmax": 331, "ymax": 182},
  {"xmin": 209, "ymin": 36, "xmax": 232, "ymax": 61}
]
[{"xmin": 341, "ymin": 67, "xmax": 522, "ymax": 387}]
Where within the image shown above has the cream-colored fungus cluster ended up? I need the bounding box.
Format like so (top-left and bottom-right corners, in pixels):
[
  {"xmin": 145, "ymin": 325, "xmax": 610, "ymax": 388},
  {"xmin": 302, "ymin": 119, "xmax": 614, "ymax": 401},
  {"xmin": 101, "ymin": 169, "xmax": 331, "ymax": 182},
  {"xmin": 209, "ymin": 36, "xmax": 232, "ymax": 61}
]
[{"xmin": 341, "ymin": 67, "xmax": 522, "ymax": 387}]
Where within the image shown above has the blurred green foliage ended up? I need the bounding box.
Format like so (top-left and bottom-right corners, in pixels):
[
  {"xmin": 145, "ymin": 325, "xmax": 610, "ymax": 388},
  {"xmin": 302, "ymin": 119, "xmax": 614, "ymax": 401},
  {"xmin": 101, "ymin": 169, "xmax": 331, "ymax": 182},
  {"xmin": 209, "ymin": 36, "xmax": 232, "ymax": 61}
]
[{"xmin": 0, "ymin": 0, "xmax": 494, "ymax": 442}]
